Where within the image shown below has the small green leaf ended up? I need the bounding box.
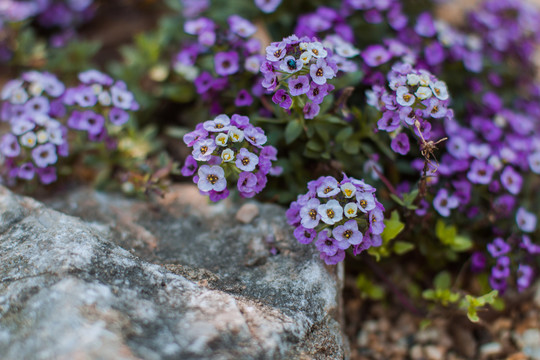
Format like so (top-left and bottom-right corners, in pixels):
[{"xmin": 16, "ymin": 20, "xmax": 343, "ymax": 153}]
[
  {"xmin": 393, "ymin": 241, "xmax": 415, "ymax": 255},
  {"xmin": 306, "ymin": 139, "xmax": 324, "ymax": 152},
  {"xmin": 336, "ymin": 127, "xmax": 353, "ymax": 143},
  {"xmin": 467, "ymin": 307, "xmax": 480, "ymax": 322},
  {"xmin": 389, "ymin": 193, "xmax": 405, "ymax": 206},
  {"xmin": 451, "ymin": 235, "xmax": 473, "ymax": 252},
  {"xmin": 434, "ymin": 271, "xmax": 451, "ymax": 290},
  {"xmin": 381, "ymin": 210, "xmax": 405, "ymax": 242},
  {"xmin": 285, "ymin": 120, "xmax": 303, "ymax": 144}
]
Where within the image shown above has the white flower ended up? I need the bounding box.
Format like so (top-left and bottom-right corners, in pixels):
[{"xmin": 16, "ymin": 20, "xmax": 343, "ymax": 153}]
[
  {"xmin": 299, "ymin": 51, "xmax": 312, "ymax": 64},
  {"xmin": 488, "ymin": 155, "xmax": 503, "ymax": 172},
  {"xmin": 228, "ymin": 126, "xmax": 244, "ymax": 142},
  {"xmin": 418, "ymin": 73, "xmax": 431, "ymax": 86},
  {"xmin": 494, "ymin": 114, "xmax": 506, "ymax": 128},
  {"xmin": 91, "ymin": 84, "xmax": 103, "ymax": 94},
  {"xmin": 1, "ymin": 79, "xmax": 23, "ymax": 100},
  {"xmin": 215, "ymin": 133, "xmax": 229, "ymax": 146},
  {"xmin": 28, "ymin": 82, "xmax": 44, "ymax": 97},
  {"xmin": 299, "ymin": 42, "xmax": 309, "ymax": 50},
  {"xmin": 344, "ymin": 203, "xmax": 358, "ymax": 218},
  {"xmin": 396, "ymin": 86, "xmax": 416, "ymax": 107},
  {"xmin": 221, "ymin": 148, "xmax": 235, "ymax": 162},
  {"xmin": 415, "ymin": 86, "xmax": 433, "ymax": 100},
  {"xmin": 98, "ymin": 91, "xmax": 112, "ymax": 106},
  {"xmin": 11, "ymin": 88, "xmax": 28, "ymax": 104},
  {"xmin": 340, "ymin": 182, "xmax": 356, "ymax": 198},
  {"xmin": 111, "ymin": 86, "xmax": 134, "ymax": 110},
  {"xmin": 244, "ymin": 56, "xmax": 261, "ymax": 74},
  {"xmin": 307, "ymin": 42, "xmax": 327, "ymax": 59},
  {"xmin": 173, "ymin": 63, "xmax": 199, "ymax": 81},
  {"xmin": 335, "ymin": 43, "xmax": 360, "ymax": 58},
  {"xmin": 47, "ymin": 128, "xmax": 63, "ymax": 145},
  {"xmin": 357, "ymin": 192, "xmax": 376, "ymax": 213},
  {"xmin": 429, "ymin": 80, "xmax": 449, "ymax": 101},
  {"xmin": 36, "ymin": 130, "xmax": 49, "ymax": 144},
  {"xmin": 20, "ymin": 132, "xmax": 37, "ymax": 148},
  {"xmin": 406, "ymin": 74, "xmax": 420, "ymax": 86},
  {"xmin": 318, "ymin": 199, "xmax": 343, "ymax": 225}
]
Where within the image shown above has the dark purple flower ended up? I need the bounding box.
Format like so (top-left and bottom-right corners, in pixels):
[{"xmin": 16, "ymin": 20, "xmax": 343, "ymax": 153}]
[
  {"xmin": 294, "ymin": 226, "xmax": 317, "ymax": 245},
  {"xmin": 37, "ymin": 167, "xmax": 57, "ymax": 185},
  {"xmin": 181, "ymin": 155, "xmax": 198, "ymax": 177},
  {"xmin": 491, "ymin": 256, "xmax": 510, "ymax": 279},
  {"xmin": 17, "ymin": 162, "xmax": 35, "ymax": 180},
  {"xmin": 320, "ymin": 249, "xmax": 346, "ymax": 265},
  {"xmin": 377, "ymin": 111, "xmax": 400, "ymax": 132},
  {"xmin": 471, "ymin": 252, "xmax": 487, "ymax": 273},
  {"xmin": 234, "ymin": 90, "xmax": 253, "ymax": 107},
  {"xmin": 303, "ymin": 102, "xmax": 320, "ymax": 119},
  {"xmin": 307, "ymin": 83, "xmax": 333, "ymax": 105},
  {"xmin": 214, "ymin": 51, "xmax": 239, "ymax": 76},
  {"xmin": 390, "ymin": 133, "xmax": 410, "ymax": 155},
  {"xmin": 288, "ymin": 76, "xmax": 310, "ymax": 96},
  {"xmin": 487, "ymin": 238, "xmax": 511, "ymax": 258},
  {"xmin": 315, "ymin": 230, "xmax": 339, "ymax": 256},
  {"xmin": 517, "ymin": 264, "xmax": 533, "ymax": 292},
  {"xmin": 194, "ymin": 72, "xmax": 213, "ymax": 94},
  {"xmin": 272, "ymin": 89, "xmax": 292, "ymax": 109}
]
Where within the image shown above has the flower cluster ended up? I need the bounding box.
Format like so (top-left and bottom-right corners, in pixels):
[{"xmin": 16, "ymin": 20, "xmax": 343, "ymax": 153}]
[
  {"xmin": 175, "ymin": 15, "xmax": 263, "ymax": 113},
  {"xmin": 64, "ymin": 70, "xmax": 138, "ymax": 147},
  {"xmin": 342, "ymin": 0, "xmax": 408, "ymax": 31},
  {"xmin": 181, "ymin": 114, "xmax": 280, "ymax": 201},
  {"xmin": 367, "ymin": 62, "xmax": 451, "ymax": 154},
  {"xmin": 262, "ymin": 35, "xmax": 345, "ymax": 119},
  {"xmin": 0, "ymin": 0, "xmax": 95, "ymax": 49},
  {"xmin": 286, "ymin": 174, "xmax": 385, "ymax": 265},
  {"xmin": 0, "ymin": 71, "xmax": 67, "ymax": 184}
]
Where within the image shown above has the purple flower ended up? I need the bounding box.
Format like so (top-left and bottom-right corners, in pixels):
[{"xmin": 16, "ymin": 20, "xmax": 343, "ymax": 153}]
[
  {"xmin": 80, "ymin": 111, "xmax": 105, "ymax": 135},
  {"xmin": 237, "ymin": 172, "xmax": 258, "ymax": 197},
  {"xmin": 487, "ymin": 238, "xmax": 511, "ymax": 258},
  {"xmin": 208, "ymin": 188, "xmax": 230, "ymax": 202},
  {"xmin": 109, "ymin": 108, "xmax": 129, "ymax": 126},
  {"xmin": 236, "ymin": 148, "xmax": 259, "ymax": 171},
  {"xmin": 433, "ymin": 189, "xmax": 459, "ymax": 217},
  {"xmin": 414, "ymin": 12, "xmax": 436, "ymax": 37},
  {"xmin": 266, "ymin": 42, "xmax": 286, "ymax": 62},
  {"xmin": 368, "ymin": 207, "xmax": 385, "ymax": 235},
  {"xmin": 357, "ymin": 192, "xmax": 376, "ymax": 213},
  {"xmin": 491, "ymin": 256, "xmax": 510, "ymax": 279},
  {"xmin": 300, "ymin": 198, "xmax": 321, "ymax": 229},
  {"xmin": 32, "ymin": 143, "xmax": 57, "ymax": 168},
  {"xmin": 18, "ymin": 162, "xmax": 35, "ymax": 180},
  {"xmin": 288, "ymin": 76, "xmax": 310, "ymax": 96},
  {"xmin": 467, "ymin": 160, "xmax": 494, "ymax": 185},
  {"xmin": 214, "ymin": 51, "xmax": 239, "ymax": 76},
  {"xmin": 320, "ymin": 249, "xmax": 346, "ymax": 265},
  {"xmin": 194, "ymin": 72, "xmax": 213, "ymax": 94},
  {"xmin": 79, "ymin": 70, "xmax": 113, "ymax": 86},
  {"xmin": 181, "ymin": 155, "xmax": 198, "ymax": 177},
  {"xmin": 203, "ymin": 114, "xmax": 230, "ymax": 132},
  {"xmin": 197, "ymin": 165, "xmax": 226, "ymax": 192},
  {"xmin": 390, "ymin": 133, "xmax": 410, "ymax": 155},
  {"xmin": 316, "ymin": 176, "xmax": 340, "ymax": 197},
  {"xmin": 307, "ymin": 83, "xmax": 333, "ymax": 105},
  {"xmin": 192, "ymin": 139, "xmax": 216, "ymax": 161},
  {"xmin": 227, "ymin": 15, "xmax": 256, "ymax": 38},
  {"xmin": 183, "ymin": 127, "xmax": 208, "ymax": 147},
  {"xmin": 315, "ymin": 230, "xmax": 339, "ymax": 256},
  {"xmin": 25, "ymin": 96, "xmax": 50, "ymax": 115},
  {"xmin": 516, "ymin": 207, "xmax": 537, "ymax": 233},
  {"xmin": 318, "ymin": 199, "xmax": 343, "ymax": 225},
  {"xmin": 234, "ymin": 90, "xmax": 253, "ymax": 107},
  {"xmin": 362, "ymin": 45, "xmax": 391, "ymax": 67},
  {"xmin": 255, "ymin": 0, "xmax": 282, "ymax": 13},
  {"xmin": 272, "ymin": 89, "xmax": 292, "ymax": 109},
  {"xmin": 517, "ymin": 264, "xmax": 533, "ymax": 292},
  {"xmin": 244, "ymin": 126, "xmax": 267, "ymax": 148},
  {"xmin": 37, "ymin": 167, "xmax": 57, "ymax": 185},
  {"xmin": 294, "ymin": 226, "xmax": 317, "ymax": 245},
  {"xmin": 471, "ymin": 252, "xmax": 487, "ymax": 273},
  {"xmin": 310, "ymin": 58, "xmax": 335, "ymax": 85},
  {"xmin": 73, "ymin": 86, "xmax": 97, "ymax": 107},
  {"xmin": 303, "ymin": 102, "xmax": 320, "ymax": 119},
  {"xmin": 521, "ymin": 235, "xmax": 540, "ymax": 254},
  {"xmin": 333, "ymin": 220, "xmax": 363, "ymax": 249},
  {"xmin": 377, "ymin": 111, "xmax": 400, "ymax": 132},
  {"xmin": 500, "ymin": 166, "xmax": 522, "ymax": 195}
]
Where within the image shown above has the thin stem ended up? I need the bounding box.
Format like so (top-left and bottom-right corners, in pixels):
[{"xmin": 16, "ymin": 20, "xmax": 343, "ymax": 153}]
[{"xmin": 371, "ymin": 165, "xmax": 399, "ymax": 197}]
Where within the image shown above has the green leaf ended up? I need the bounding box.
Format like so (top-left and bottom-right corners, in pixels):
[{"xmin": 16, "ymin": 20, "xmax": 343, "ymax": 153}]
[
  {"xmin": 389, "ymin": 193, "xmax": 405, "ymax": 206},
  {"xmin": 381, "ymin": 210, "xmax": 405, "ymax": 242},
  {"xmin": 343, "ymin": 139, "xmax": 361, "ymax": 155},
  {"xmin": 336, "ymin": 127, "xmax": 353, "ymax": 143},
  {"xmin": 467, "ymin": 308, "xmax": 480, "ymax": 322},
  {"xmin": 435, "ymin": 220, "xmax": 457, "ymax": 245},
  {"xmin": 451, "ymin": 235, "xmax": 473, "ymax": 252},
  {"xmin": 285, "ymin": 120, "xmax": 303, "ymax": 144},
  {"xmin": 306, "ymin": 138, "xmax": 324, "ymax": 152},
  {"xmin": 434, "ymin": 271, "xmax": 451, "ymax": 290},
  {"xmin": 393, "ymin": 241, "xmax": 415, "ymax": 255}
]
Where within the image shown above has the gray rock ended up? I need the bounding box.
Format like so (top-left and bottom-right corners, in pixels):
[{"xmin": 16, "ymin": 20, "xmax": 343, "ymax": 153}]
[{"xmin": 0, "ymin": 185, "xmax": 348, "ymax": 360}]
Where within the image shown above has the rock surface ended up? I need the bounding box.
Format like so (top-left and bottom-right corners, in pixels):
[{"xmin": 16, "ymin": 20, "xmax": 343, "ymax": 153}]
[{"xmin": 0, "ymin": 185, "xmax": 347, "ymax": 360}]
